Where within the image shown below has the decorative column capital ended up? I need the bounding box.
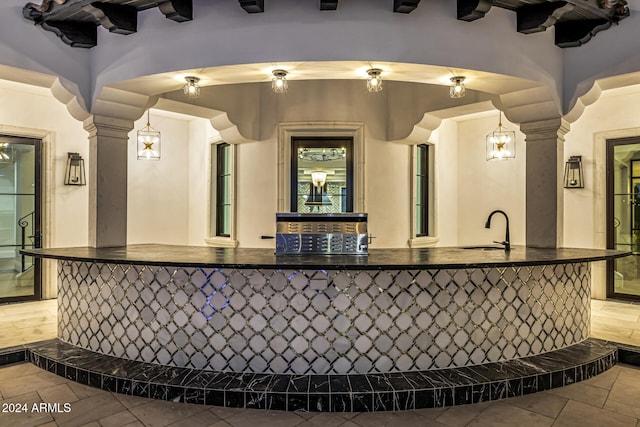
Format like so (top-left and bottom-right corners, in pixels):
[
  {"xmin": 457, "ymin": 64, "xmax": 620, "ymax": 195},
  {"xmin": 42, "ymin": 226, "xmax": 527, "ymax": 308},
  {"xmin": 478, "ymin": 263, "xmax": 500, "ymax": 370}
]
[
  {"xmin": 520, "ymin": 118, "xmax": 570, "ymax": 143},
  {"xmin": 83, "ymin": 115, "xmax": 134, "ymax": 138}
]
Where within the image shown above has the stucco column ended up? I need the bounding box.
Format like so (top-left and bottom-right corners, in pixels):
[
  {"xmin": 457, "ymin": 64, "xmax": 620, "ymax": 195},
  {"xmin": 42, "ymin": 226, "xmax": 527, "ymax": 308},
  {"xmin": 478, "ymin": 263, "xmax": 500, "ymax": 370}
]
[
  {"xmin": 520, "ymin": 118, "xmax": 570, "ymax": 248},
  {"xmin": 83, "ymin": 115, "xmax": 133, "ymax": 248}
]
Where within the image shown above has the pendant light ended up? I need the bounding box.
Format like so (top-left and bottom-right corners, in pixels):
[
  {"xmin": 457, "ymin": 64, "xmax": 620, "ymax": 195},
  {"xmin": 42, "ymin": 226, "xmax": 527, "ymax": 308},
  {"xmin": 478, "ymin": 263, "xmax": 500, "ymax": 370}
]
[
  {"xmin": 137, "ymin": 110, "xmax": 161, "ymax": 160},
  {"xmin": 486, "ymin": 111, "xmax": 516, "ymax": 160}
]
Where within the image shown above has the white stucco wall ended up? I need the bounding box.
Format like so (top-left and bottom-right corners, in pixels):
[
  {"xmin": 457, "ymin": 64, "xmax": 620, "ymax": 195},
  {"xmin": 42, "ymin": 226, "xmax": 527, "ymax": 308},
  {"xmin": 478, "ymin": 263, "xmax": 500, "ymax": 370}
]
[
  {"xmin": 126, "ymin": 111, "xmax": 190, "ymax": 244},
  {"xmin": 563, "ymin": 85, "xmax": 640, "ymax": 249},
  {"xmin": 430, "ymin": 120, "xmax": 459, "ymax": 247},
  {"xmin": 456, "ymin": 113, "xmax": 526, "ymax": 247},
  {"xmin": 0, "ymin": 80, "xmax": 88, "ymax": 248}
]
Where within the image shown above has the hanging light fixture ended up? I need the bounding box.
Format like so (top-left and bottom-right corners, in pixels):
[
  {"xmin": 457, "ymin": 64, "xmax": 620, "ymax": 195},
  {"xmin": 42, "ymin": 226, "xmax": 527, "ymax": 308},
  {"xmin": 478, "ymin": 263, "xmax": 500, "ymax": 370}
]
[
  {"xmin": 486, "ymin": 111, "xmax": 516, "ymax": 160},
  {"xmin": 137, "ymin": 110, "xmax": 161, "ymax": 160},
  {"xmin": 183, "ymin": 76, "xmax": 201, "ymax": 98},
  {"xmin": 563, "ymin": 156, "xmax": 584, "ymax": 188},
  {"xmin": 450, "ymin": 76, "xmax": 466, "ymax": 98},
  {"xmin": 311, "ymin": 171, "xmax": 327, "ymax": 187},
  {"xmin": 0, "ymin": 142, "xmax": 13, "ymax": 165},
  {"xmin": 367, "ymin": 68, "xmax": 383, "ymax": 92},
  {"xmin": 64, "ymin": 152, "xmax": 86, "ymax": 186},
  {"xmin": 272, "ymin": 69, "xmax": 288, "ymax": 93}
]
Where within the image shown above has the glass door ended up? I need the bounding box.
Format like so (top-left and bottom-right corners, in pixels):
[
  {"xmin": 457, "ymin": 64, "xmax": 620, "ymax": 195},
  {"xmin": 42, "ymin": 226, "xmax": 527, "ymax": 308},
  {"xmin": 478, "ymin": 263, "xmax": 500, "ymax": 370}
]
[
  {"xmin": 607, "ymin": 137, "xmax": 640, "ymax": 299},
  {"xmin": 0, "ymin": 136, "xmax": 41, "ymax": 303}
]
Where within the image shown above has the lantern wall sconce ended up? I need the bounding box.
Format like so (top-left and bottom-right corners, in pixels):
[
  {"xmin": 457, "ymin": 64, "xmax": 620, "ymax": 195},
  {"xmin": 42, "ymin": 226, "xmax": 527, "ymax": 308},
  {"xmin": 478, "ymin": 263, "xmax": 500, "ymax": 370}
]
[
  {"xmin": 564, "ymin": 155, "xmax": 584, "ymax": 189},
  {"xmin": 64, "ymin": 152, "xmax": 86, "ymax": 186},
  {"xmin": 450, "ymin": 76, "xmax": 466, "ymax": 98}
]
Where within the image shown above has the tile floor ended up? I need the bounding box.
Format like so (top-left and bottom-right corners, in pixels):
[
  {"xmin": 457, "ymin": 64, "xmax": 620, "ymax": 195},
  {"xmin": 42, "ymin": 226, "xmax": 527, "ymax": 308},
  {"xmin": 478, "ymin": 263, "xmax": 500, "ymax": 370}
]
[{"xmin": 1, "ymin": 298, "xmax": 640, "ymax": 426}]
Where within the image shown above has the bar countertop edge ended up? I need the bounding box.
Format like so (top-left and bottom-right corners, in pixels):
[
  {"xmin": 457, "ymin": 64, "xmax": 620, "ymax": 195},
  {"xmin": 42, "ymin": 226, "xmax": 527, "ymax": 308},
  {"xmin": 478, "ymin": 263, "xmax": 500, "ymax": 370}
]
[{"xmin": 20, "ymin": 244, "xmax": 631, "ymax": 270}]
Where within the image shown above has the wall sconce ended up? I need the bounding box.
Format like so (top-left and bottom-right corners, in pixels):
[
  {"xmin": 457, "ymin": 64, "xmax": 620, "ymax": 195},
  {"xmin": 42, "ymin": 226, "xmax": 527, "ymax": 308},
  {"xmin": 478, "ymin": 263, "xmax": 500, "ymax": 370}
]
[
  {"xmin": 486, "ymin": 111, "xmax": 516, "ymax": 160},
  {"xmin": 367, "ymin": 68, "xmax": 383, "ymax": 92},
  {"xmin": 64, "ymin": 152, "xmax": 86, "ymax": 186},
  {"xmin": 450, "ymin": 76, "xmax": 466, "ymax": 98},
  {"xmin": 183, "ymin": 76, "xmax": 201, "ymax": 98},
  {"xmin": 0, "ymin": 142, "xmax": 13, "ymax": 165},
  {"xmin": 137, "ymin": 110, "xmax": 161, "ymax": 160},
  {"xmin": 272, "ymin": 69, "xmax": 288, "ymax": 93},
  {"xmin": 564, "ymin": 155, "xmax": 584, "ymax": 188}
]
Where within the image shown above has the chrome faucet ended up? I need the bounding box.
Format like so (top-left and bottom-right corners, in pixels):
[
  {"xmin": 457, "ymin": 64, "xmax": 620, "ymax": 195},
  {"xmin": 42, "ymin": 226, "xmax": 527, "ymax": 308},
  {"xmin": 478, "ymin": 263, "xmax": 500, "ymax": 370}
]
[{"xmin": 485, "ymin": 210, "xmax": 510, "ymax": 252}]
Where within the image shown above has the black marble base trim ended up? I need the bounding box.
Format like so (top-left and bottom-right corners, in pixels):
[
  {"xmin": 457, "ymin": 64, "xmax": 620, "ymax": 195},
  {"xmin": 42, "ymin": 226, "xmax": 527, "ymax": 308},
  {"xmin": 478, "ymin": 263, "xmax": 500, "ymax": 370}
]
[{"xmin": 0, "ymin": 339, "xmax": 618, "ymax": 412}]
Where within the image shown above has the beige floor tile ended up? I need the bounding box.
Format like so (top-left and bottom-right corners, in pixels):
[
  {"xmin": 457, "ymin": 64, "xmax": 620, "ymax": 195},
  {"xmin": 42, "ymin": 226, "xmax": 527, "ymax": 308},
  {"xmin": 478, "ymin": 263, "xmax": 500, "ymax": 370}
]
[
  {"xmin": 37, "ymin": 384, "xmax": 79, "ymax": 405},
  {"xmin": 607, "ymin": 380, "xmax": 640, "ymax": 407},
  {"xmin": 66, "ymin": 382, "xmax": 103, "ymax": 400},
  {"xmin": 411, "ymin": 407, "xmax": 448, "ymax": 420},
  {"xmin": 98, "ymin": 410, "xmax": 138, "ymax": 427},
  {"xmin": 165, "ymin": 410, "xmax": 224, "ymax": 427},
  {"xmin": 466, "ymin": 402, "xmax": 554, "ymax": 427},
  {"xmin": 614, "ymin": 366, "xmax": 640, "ymax": 388},
  {"xmin": 554, "ymin": 400, "xmax": 637, "ymax": 427},
  {"xmin": 351, "ymin": 411, "xmax": 447, "ymax": 427},
  {"xmin": 205, "ymin": 421, "xmax": 233, "ymax": 427},
  {"xmin": 50, "ymin": 393, "xmax": 127, "ymax": 427},
  {"xmin": 128, "ymin": 400, "xmax": 208, "ymax": 427},
  {"xmin": 582, "ymin": 366, "xmax": 622, "ymax": 390},
  {"xmin": 434, "ymin": 402, "xmax": 492, "ymax": 426},
  {"xmin": 304, "ymin": 413, "xmax": 351, "ymax": 427},
  {"xmin": 605, "ymin": 398, "xmax": 640, "ymax": 419},
  {"xmin": 504, "ymin": 391, "xmax": 569, "ymax": 418},
  {"xmin": 224, "ymin": 410, "xmax": 304, "ymax": 427},
  {"xmin": 122, "ymin": 422, "xmax": 146, "ymax": 427},
  {"xmin": 111, "ymin": 392, "xmax": 153, "ymax": 409},
  {"xmin": 0, "ymin": 410, "xmax": 54, "ymax": 427},
  {"xmin": 208, "ymin": 406, "xmax": 247, "ymax": 420},
  {"xmin": 548, "ymin": 381, "xmax": 610, "ymax": 408},
  {"xmin": 0, "ymin": 371, "xmax": 68, "ymax": 399},
  {"xmin": 0, "ymin": 363, "xmax": 46, "ymax": 381}
]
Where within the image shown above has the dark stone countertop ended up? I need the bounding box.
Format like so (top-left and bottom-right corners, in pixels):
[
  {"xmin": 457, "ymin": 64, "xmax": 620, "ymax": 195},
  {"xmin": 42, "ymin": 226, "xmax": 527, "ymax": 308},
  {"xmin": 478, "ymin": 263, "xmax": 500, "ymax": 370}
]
[{"xmin": 21, "ymin": 244, "xmax": 630, "ymax": 270}]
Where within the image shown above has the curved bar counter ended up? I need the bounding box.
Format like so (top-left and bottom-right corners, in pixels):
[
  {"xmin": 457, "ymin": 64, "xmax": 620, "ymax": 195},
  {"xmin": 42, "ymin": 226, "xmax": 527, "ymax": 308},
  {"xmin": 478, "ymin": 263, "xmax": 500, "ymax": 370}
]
[{"xmin": 21, "ymin": 245, "xmax": 628, "ymax": 411}]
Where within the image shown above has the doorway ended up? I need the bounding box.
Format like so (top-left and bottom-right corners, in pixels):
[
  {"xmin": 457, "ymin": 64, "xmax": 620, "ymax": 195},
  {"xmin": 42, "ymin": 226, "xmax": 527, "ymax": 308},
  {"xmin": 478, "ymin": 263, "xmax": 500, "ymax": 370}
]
[
  {"xmin": 607, "ymin": 136, "xmax": 640, "ymax": 299},
  {"xmin": 0, "ymin": 135, "xmax": 42, "ymax": 303}
]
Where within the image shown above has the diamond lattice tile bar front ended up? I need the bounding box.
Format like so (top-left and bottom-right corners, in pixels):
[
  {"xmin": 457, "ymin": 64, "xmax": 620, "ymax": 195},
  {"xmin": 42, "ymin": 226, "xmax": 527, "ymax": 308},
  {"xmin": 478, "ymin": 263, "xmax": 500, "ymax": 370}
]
[{"xmin": 57, "ymin": 260, "xmax": 590, "ymax": 374}]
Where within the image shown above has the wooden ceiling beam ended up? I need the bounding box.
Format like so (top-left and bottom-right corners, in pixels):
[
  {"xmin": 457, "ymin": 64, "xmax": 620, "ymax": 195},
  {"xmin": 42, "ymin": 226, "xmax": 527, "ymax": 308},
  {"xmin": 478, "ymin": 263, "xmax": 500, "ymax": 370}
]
[
  {"xmin": 320, "ymin": 0, "xmax": 338, "ymax": 11},
  {"xmin": 393, "ymin": 0, "xmax": 421, "ymax": 13},
  {"xmin": 555, "ymin": 19, "xmax": 611, "ymax": 47},
  {"xmin": 516, "ymin": 1, "xmax": 574, "ymax": 34},
  {"xmin": 158, "ymin": 0, "xmax": 193, "ymax": 23},
  {"xmin": 84, "ymin": 2, "xmax": 137, "ymax": 35},
  {"xmin": 457, "ymin": 0, "xmax": 493, "ymax": 22},
  {"xmin": 40, "ymin": 20, "xmax": 97, "ymax": 48},
  {"xmin": 239, "ymin": 0, "xmax": 264, "ymax": 13}
]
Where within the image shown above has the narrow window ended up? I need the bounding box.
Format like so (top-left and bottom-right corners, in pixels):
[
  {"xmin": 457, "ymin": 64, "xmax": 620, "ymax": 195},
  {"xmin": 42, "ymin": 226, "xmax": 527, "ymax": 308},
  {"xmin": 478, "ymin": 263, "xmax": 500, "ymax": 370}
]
[
  {"xmin": 215, "ymin": 143, "xmax": 231, "ymax": 237},
  {"xmin": 416, "ymin": 144, "xmax": 429, "ymax": 237}
]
